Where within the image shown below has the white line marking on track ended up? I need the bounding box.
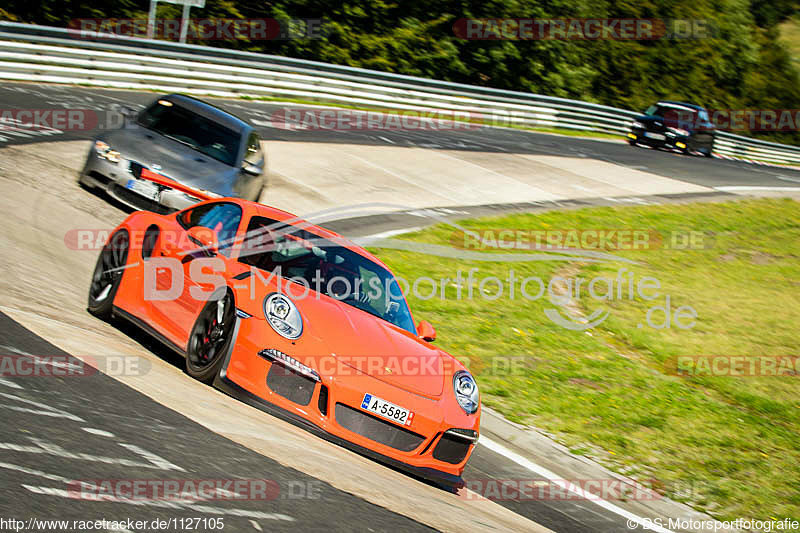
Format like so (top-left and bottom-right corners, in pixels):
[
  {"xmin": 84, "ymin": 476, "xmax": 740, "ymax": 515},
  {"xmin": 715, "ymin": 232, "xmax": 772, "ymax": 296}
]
[
  {"xmin": 118, "ymin": 443, "xmax": 186, "ymax": 472},
  {"xmin": 0, "ymin": 344, "xmax": 31, "ymax": 356},
  {"xmin": 81, "ymin": 427, "xmax": 116, "ymax": 438},
  {"xmin": 0, "ymin": 391, "xmax": 84, "ymax": 422},
  {"xmin": 249, "ymin": 520, "xmax": 263, "ymax": 531},
  {"xmin": 0, "ymin": 437, "xmax": 185, "ymax": 471},
  {"xmin": 0, "ymin": 378, "xmax": 22, "ymax": 389},
  {"xmin": 714, "ymin": 186, "xmax": 800, "ymax": 192},
  {"xmin": 0, "ymin": 350, "xmax": 84, "ymax": 371},
  {"xmin": 479, "ymin": 436, "xmax": 675, "ymax": 533},
  {"xmin": 0, "ymin": 129, "xmax": 33, "ymax": 138},
  {"xmin": 251, "ymin": 118, "xmax": 302, "ymax": 130},
  {"xmin": 358, "ymin": 227, "xmax": 423, "ymax": 240},
  {"xmin": 0, "ymin": 461, "xmax": 73, "ymax": 483}
]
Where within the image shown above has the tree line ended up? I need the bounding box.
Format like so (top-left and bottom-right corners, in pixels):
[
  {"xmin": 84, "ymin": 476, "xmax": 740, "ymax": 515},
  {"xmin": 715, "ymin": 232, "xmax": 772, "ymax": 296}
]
[{"xmin": 3, "ymin": 0, "xmax": 798, "ymax": 144}]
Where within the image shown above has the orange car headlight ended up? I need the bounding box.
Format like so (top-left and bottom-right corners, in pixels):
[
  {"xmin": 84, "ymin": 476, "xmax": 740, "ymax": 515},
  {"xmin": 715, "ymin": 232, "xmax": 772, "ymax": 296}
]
[
  {"xmin": 453, "ymin": 371, "xmax": 479, "ymax": 414},
  {"xmin": 263, "ymin": 292, "xmax": 303, "ymax": 340}
]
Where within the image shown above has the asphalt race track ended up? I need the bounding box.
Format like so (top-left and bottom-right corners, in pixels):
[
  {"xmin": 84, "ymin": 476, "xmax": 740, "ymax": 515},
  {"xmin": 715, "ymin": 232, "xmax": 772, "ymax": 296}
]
[
  {"xmin": 2, "ymin": 82, "xmax": 800, "ymax": 193},
  {"xmin": 0, "ymin": 312, "xmax": 433, "ymax": 533},
  {"xmin": 1, "ymin": 81, "xmax": 798, "ymax": 533}
]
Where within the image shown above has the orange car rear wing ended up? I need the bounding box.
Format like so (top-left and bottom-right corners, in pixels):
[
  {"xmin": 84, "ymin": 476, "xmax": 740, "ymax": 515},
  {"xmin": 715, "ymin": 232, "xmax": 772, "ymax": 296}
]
[{"xmin": 140, "ymin": 168, "xmax": 214, "ymax": 201}]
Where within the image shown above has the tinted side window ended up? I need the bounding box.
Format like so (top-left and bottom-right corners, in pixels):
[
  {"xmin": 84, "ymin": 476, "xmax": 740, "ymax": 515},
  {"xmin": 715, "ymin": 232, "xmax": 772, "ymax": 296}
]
[
  {"xmin": 238, "ymin": 216, "xmax": 417, "ymax": 334},
  {"xmin": 178, "ymin": 202, "xmax": 243, "ymax": 256},
  {"xmin": 238, "ymin": 216, "xmax": 281, "ymax": 267},
  {"xmin": 244, "ymin": 132, "xmax": 263, "ymax": 166}
]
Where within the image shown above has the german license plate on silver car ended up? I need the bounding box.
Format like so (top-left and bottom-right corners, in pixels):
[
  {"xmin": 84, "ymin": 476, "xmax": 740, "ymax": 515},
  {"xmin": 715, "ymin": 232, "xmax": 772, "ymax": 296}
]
[
  {"xmin": 126, "ymin": 178, "xmax": 159, "ymax": 200},
  {"xmin": 361, "ymin": 393, "xmax": 414, "ymax": 426}
]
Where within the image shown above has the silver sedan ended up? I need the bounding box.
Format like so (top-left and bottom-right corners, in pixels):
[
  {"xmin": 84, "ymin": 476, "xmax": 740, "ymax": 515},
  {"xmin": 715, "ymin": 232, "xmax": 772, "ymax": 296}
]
[{"xmin": 80, "ymin": 94, "xmax": 266, "ymax": 212}]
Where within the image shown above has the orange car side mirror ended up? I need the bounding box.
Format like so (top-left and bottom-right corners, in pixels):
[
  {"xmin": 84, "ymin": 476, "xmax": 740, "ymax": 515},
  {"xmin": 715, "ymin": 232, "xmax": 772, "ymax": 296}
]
[
  {"xmin": 186, "ymin": 226, "xmax": 219, "ymax": 256},
  {"xmin": 417, "ymin": 320, "xmax": 436, "ymax": 342}
]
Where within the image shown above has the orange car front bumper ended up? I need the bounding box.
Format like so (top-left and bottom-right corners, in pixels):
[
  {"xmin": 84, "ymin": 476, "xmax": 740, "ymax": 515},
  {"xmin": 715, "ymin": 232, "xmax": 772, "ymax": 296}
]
[{"xmin": 214, "ymin": 315, "xmax": 480, "ymax": 488}]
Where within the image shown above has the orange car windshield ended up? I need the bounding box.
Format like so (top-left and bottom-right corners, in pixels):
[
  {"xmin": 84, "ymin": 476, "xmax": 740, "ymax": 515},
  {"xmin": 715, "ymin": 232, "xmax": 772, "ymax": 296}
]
[{"xmin": 238, "ymin": 217, "xmax": 416, "ymax": 334}]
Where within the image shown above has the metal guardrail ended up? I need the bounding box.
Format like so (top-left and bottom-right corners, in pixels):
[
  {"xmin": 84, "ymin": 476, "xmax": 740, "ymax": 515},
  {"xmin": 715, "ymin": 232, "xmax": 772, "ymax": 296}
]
[{"xmin": 1, "ymin": 21, "xmax": 798, "ymax": 165}]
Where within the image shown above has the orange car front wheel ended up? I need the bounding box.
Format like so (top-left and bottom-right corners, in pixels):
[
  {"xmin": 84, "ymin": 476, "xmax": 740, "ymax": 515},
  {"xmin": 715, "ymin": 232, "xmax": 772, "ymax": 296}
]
[{"xmin": 186, "ymin": 290, "xmax": 235, "ymax": 383}]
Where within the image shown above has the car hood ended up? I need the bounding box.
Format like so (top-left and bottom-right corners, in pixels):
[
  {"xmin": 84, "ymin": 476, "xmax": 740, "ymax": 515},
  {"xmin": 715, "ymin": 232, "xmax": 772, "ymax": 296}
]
[
  {"xmin": 635, "ymin": 115, "xmax": 667, "ymax": 128},
  {"xmin": 297, "ymin": 296, "xmax": 447, "ymax": 398},
  {"xmin": 100, "ymin": 126, "xmax": 237, "ymax": 194}
]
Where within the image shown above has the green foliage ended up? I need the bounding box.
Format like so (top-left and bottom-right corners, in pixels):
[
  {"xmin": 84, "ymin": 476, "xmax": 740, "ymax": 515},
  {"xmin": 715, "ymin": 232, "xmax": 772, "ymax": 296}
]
[
  {"xmin": 371, "ymin": 198, "xmax": 800, "ymax": 519},
  {"xmin": 3, "ymin": 0, "xmax": 799, "ymax": 144},
  {"xmin": 750, "ymin": 0, "xmax": 799, "ymax": 27}
]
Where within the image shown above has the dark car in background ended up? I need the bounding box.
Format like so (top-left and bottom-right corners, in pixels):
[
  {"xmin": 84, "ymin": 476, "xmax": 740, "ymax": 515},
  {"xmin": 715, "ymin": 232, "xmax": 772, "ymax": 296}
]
[
  {"xmin": 627, "ymin": 101, "xmax": 715, "ymax": 157},
  {"xmin": 79, "ymin": 94, "xmax": 267, "ymax": 213}
]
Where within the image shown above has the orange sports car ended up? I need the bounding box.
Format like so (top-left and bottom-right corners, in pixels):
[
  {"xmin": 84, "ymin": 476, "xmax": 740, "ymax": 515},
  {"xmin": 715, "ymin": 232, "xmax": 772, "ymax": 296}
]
[{"xmin": 87, "ymin": 197, "xmax": 480, "ymax": 487}]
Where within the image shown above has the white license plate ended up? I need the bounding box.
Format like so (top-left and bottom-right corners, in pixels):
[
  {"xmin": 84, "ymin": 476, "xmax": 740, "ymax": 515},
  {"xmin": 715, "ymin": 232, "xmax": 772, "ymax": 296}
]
[
  {"xmin": 361, "ymin": 393, "xmax": 414, "ymax": 426},
  {"xmin": 126, "ymin": 178, "xmax": 160, "ymax": 200},
  {"xmin": 644, "ymin": 132, "xmax": 666, "ymax": 140}
]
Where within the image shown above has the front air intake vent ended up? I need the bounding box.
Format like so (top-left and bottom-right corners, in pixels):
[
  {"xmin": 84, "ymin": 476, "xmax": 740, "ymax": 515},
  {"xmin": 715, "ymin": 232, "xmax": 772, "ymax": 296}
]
[
  {"xmin": 265, "ymin": 363, "xmax": 317, "ymax": 406},
  {"xmin": 317, "ymin": 384, "xmax": 329, "ymax": 416},
  {"xmin": 432, "ymin": 431, "xmax": 473, "ymax": 464},
  {"xmin": 334, "ymin": 403, "xmax": 424, "ymax": 452}
]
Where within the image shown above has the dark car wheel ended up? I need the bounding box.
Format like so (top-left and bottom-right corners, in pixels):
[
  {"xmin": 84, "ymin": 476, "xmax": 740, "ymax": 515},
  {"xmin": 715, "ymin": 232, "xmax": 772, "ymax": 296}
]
[
  {"xmin": 88, "ymin": 229, "xmax": 129, "ymax": 319},
  {"xmin": 186, "ymin": 291, "xmax": 235, "ymax": 383}
]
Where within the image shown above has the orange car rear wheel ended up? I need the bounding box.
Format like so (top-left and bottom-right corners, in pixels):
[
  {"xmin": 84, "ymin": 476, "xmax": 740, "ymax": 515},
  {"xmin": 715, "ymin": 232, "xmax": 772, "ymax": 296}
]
[{"xmin": 87, "ymin": 229, "xmax": 129, "ymax": 319}]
